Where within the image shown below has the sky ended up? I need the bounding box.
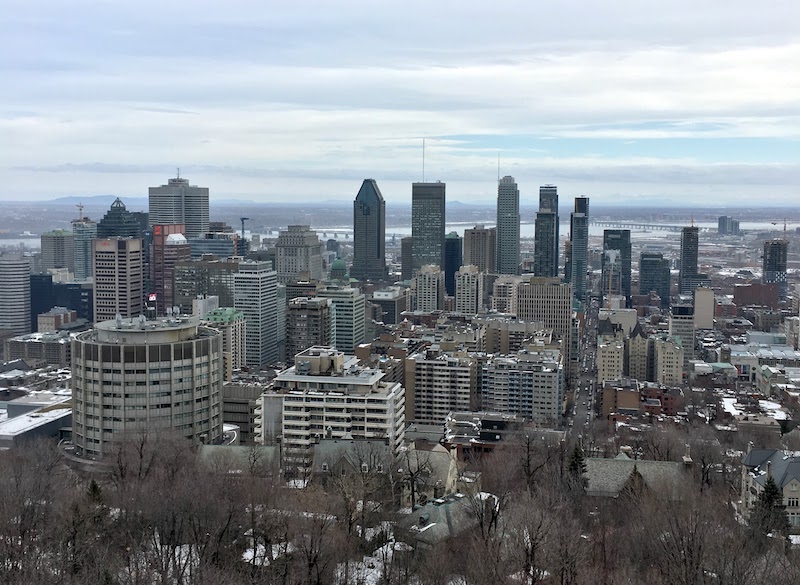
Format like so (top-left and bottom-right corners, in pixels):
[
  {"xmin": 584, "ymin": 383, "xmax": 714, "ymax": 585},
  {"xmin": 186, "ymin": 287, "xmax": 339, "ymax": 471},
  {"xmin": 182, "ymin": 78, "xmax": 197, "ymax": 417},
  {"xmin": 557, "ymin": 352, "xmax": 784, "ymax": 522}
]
[{"xmin": 1, "ymin": 0, "xmax": 799, "ymax": 206}]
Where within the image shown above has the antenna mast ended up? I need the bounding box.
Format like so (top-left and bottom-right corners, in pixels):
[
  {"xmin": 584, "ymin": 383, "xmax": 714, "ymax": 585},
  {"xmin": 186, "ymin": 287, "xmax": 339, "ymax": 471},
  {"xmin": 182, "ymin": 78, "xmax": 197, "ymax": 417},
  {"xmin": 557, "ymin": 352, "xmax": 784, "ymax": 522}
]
[{"xmin": 176, "ymin": 167, "xmax": 180, "ymax": 179}]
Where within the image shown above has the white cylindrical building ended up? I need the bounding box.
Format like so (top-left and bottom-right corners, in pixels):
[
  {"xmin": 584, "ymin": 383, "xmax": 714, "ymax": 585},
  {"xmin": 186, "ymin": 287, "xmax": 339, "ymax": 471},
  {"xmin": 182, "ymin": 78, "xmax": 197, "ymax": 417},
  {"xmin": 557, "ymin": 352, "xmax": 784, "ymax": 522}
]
[
  {"xmin": 0, "ymin": 255, "xmax": 31, "ymax": 335},
  {"xmin": 72, "ymin": 315, "xmax": 223, "ymax": 457}
]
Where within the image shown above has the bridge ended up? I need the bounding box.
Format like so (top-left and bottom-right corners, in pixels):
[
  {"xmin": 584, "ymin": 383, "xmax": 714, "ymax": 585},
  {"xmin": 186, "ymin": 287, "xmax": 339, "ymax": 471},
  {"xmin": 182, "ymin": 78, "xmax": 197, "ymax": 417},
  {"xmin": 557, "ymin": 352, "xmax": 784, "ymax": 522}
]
[{"xmin": 589, "ymin": 220, "xmax": 688, "ymax": 232}]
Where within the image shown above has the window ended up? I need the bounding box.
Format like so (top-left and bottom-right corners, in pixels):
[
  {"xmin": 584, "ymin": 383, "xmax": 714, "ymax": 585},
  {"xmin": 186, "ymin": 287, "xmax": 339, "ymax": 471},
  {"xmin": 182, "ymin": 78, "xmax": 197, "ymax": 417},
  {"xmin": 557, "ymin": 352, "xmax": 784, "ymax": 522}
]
[
  {"xmin": 361, "ymin": 463, "xmax": 369, "ymax": 473},
  {"xmin": 322, "ymin": 462, "xmax": 329, "ymax": 472},
  {"xmin": 788, "ymin": 498, "xmax": 799, "ymax": 508}
]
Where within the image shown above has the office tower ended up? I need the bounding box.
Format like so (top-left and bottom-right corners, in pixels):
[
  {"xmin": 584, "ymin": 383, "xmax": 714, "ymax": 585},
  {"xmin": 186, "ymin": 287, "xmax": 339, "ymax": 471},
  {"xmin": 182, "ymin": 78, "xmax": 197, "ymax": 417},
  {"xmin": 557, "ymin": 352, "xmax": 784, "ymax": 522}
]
[
  {"xmin": 352, "ymin": 179, "xmax": 387, "ymax": 282},
  {"xmin": 41, "ymin": 230, "xmax": 75, "ymax": 274},
  {"xmin": 256, "ymin": 347, "xmax": 405, "ymax": 470},
  {"xmin": 678, "ymin": 226, "xmax": 709, "ymax": 295},
  {"xmin": 405, "ymin": 347, "xmax": 477, "ymax": 424},
  {"xmin": 639, "ymin": 252, "xmax": 671, "ymax": 306},
  {"xmin": 601, "ymin": 230, "xmax": 632, "ymax": 305},
  {"xmin": 533, "ymin": 185, "xmax": 559, "ymax": 277},
  {"xmin": 411, "ymin": 182, "xmax": 446, "ymax": 270},
  {"xmin": 563, "ymin": 240, "xmax": 572, "ymax": 285},
  {"xmin": 150, "ymin": 224, "xmax": 191, "ymax": 315},
  {"xmin": 444, "ymin": 231, "xmax": 463, "ymax": 296},
  {"xmin": 718, "ymin": 216, "xmax": 740, "ymax": 236},
  {"xmin": 148, "ymin": 175, "xmax": 210, "ymax": 238},
  {"xmin": 763, "ymin": 239, "xmax": 788, "ymax": 300},
  {"xmin": 317, "ymin": 285, "xmax": 366, "ymax": 353},
  {"xmin": 72, "ymin": 315, "xmax": 223, "ymax": 458},
  {"xmin": 92, "ymin": 238, "xmax": 144, "ymax": 322},
  {"xmin": 274, "ymin": 225, "xmax": 323, "ymax": 285},
  {"xmin": 496, "ymin": 175, "xmax": 520, "ymax": 275},
  {"xmin": 30, "ymin": 273, "xmax": 54, "ymax": 332},
  {"xmin": 669, "ymin": 303, "xmax": 695, "ymax": 370},
  {"xmin": 203, "ymin": 307, "xmax": 246, "ymax": 382},
  {"xmin": 463, "ymin": 225, "xmax": 496, "ymax": 274},
  {"xmin": 174, "ymin": 256, "xmax": 240, "ymax": 311},
  {"xmin": 72, "ymin": 217, "xmax": 97, "ymax": 281},
  {"xmin": 97, "ymin": 198, "xmax": 145, "ymax": 238},
  {"xmin": 569, "ymin": 197, "xmax": 589, "ymax": 303},
  {"xmin": 481, "ymin": 347, "xmax": 563, "ymax": 424},
  {"xmin": 286, "ymin": 297, "xmax": 333, "ymax": 360},
  {"xmin": 516, "ymin": 277, "xmax": 573, "ymax": 384},
  {"xmin": 412, "ymin": 265, "xmax": 445, "ymax": 312},
  {"xmin": 369, "ymin": 287, "xmax": 408, "ymax": 325},
  {"xmin": 400, "ymin": 237, "xmax": 414, "ymax": 281},
  {"xmin": 188, "ymin": 232, "xmax": 243, "ymax": 259},
  {"xmin": 234, "ymin": 260, "xmax": 279, "ymax": 368},
  {"xmin": 454, "ymin": 265, "xmax": 483, "ymax": 314},
  {"xmin": 0, "ymin": 256, "xmax": 32, "ymax": 335}
]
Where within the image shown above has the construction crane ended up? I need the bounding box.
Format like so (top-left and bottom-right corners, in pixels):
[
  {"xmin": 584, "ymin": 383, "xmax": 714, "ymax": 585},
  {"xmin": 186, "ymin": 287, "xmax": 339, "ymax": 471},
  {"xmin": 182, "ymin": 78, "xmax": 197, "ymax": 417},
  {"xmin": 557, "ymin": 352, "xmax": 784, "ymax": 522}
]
[
  {"xmin": 76, "ymin": 202, "xmax": 84, "ymax": 221},
  {"xmin": 240, "ymin": 217, "xmax": 250, "ymax": 240}
]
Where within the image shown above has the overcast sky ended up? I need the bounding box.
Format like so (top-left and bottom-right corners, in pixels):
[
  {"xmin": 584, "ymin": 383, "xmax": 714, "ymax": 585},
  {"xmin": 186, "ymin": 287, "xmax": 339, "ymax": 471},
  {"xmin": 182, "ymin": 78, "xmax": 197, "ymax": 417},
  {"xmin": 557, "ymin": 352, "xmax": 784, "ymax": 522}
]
[{"xmin": 2, "ymin": 0, "xmax": 799, "ymax": 205}]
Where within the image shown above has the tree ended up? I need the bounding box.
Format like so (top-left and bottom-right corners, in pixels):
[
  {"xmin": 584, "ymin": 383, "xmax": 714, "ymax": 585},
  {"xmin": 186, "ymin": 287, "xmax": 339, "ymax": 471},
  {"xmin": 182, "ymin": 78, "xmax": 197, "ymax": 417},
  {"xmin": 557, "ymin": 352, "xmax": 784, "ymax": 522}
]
[
  {"xmin": 566, "ymin": 444, "xmax": 587, "ymax": 491},
  {"xmin": 750, "ymin": 476, "xmax": 789, "ymax": 541}
]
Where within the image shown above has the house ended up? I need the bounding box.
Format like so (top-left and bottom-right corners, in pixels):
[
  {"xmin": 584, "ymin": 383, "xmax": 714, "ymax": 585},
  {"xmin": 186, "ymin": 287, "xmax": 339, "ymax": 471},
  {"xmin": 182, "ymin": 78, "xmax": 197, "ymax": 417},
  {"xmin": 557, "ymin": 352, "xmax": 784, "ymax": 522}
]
[
  {"xmin": 395, "ymin": 493, "xmax": 482, "ymax": 549},
  {"xmin": 310, "ymin": 436, "xmax": 392, "ymax": 489},
  {"xmin": 584, "ymin": 452, "xmax": 691, "ymax": 498},
  {"xmin": 741, "ymin": 448, "xmax": 800, "ymax": 531},
  {"xmin": 393, "ymin": 441, "xmax": 478, "ymax": 507}
]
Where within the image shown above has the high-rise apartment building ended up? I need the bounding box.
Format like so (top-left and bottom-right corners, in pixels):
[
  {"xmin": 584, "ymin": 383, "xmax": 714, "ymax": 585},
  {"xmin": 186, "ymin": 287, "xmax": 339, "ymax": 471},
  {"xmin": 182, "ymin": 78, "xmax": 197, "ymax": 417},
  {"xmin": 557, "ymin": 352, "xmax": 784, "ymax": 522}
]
[
  {"xmin": 669, "ymin": 304, "xmax": 695, "ymax": 371},
  {"xmin": 203, "ymin": 307, "xmax": 245, "ymax": 382},
  {"xmin": 150, "ymin": 224, "xmax": 190, "ymax": 315},
  {"xmin": 317, "ymin": 285, "xmax": 366, "ymax": 354},
  {"xmin": 0, "ymin": 256, "xmax": 31, "ymax": 335},
  {"xmin": 97, "ymin": 198, "xmax": 146, "ymax": 238},
  {"xmin": 92, "ymin": 238, "xmax": 144, "ymax": 322},
  {"xmin": 411, "ymin": 182, "xmax": 446, "ymax": 270},
  {"xmin": 72, "ymin": 316, "xmax": 223, "ymax": 458},
  {"xmin": 405, "ymin": 348, "xmax": 477, "ymax": 425},
  {"xmin": 763, "ymin": 239, "xmax": 788, "ymax": 300},
  {"xmin": 72, "ymin": 217, "xmax": 97, "ymax": 281},
  {"xmin": 654, "ymin": 336, "xmax": 684, "ymax": 386},
  {"xmin": 491, "ymin": 275, "xmax": 523, "ymax": 315},
  {"xmin": 718, "ymin": 216, "xmax": 740, "ymax": 236},
  {"xmin": 496, "ymin": 176, "xmax": 520, "ymax": 275},
  {"xmin": 412, "ymin": 265, "xmax": 445, "ymax": 312},
  {"xmin": 454, "ymin": 265, "xmax": 483, "ymax": 314},
  {"xmin": 533, "ymin": 185, "xmax": 559, "ymax": 278},
  {"xmin": 285, "ymin": 296, "xmax": 332, "ymax": 360},
  {"xmin": 275, "ymin": 225, "xmax": 323, "ymax": 285},
  {"xmin": 568, "ymin": 197, "xmax": 589, "ymax": 303},
  {"xmin": 148, "ymin": 175, "xmax": 210, "ymax": 238},
  {"xmin": 234, "ymin": 260, "xmax": 279, "ymax": 368},
  {"xmin": 464, "ymin": 225, "xmax": 496, "ymax": 276},
  {"xmin": 352, "ymin": 179, "xmax": 387, "ymax": 282},
  {"xmin": 41, "ymin": 230, "xmax": 75, "ymax": 274},
  {"xmin": 639, "ymin": 252, "xmax": 671, "ymax": 306},
  {"xmin": 601, "ymin": 230, "xmax": 632, "ymax": 305},
  {"xmin": 369, "ymin": 287, "xmax": 408, "ymax": 325},
  {"xmin": 444, "ymin": 232, "xmax": 462, "ymax": 297}
]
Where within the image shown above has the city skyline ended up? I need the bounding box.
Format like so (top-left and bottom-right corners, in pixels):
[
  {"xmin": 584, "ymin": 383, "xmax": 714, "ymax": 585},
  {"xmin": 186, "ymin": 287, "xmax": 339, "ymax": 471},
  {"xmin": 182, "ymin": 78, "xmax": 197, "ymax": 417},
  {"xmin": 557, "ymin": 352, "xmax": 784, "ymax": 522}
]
[{"xmin": 1, "ymin": 2, "xmax": 798, "ymax": 205}]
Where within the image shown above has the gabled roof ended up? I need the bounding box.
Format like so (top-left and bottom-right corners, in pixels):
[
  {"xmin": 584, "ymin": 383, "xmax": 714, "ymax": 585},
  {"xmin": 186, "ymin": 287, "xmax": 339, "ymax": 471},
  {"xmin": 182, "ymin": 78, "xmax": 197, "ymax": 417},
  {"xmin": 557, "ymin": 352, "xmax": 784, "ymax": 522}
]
[
  {"xmin": 742, "ymin": 449, "xmax": 800, "ymax": 489},
  {"xmin": 311, "ymin": 438, "xmax": 391, "ymax": 474},
  {"xmin": 585, "ymin": 457, "xmax": 688, "ymax": 498},
  {"xmin": 396, "ymin": 494, "xmax": 479, "ymax": 546}
]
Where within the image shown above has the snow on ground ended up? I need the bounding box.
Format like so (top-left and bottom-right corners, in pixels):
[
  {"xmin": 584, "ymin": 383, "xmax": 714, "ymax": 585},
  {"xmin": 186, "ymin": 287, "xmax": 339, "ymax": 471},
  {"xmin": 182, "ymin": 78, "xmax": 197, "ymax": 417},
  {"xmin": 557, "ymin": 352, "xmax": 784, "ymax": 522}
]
[
  {"xmin": 241, "ymin": 542, "xmax": 295, "ymax": 566},
  {"xmin": 759, "ymin": 400, "xmax": 789, "ymax": 420}
]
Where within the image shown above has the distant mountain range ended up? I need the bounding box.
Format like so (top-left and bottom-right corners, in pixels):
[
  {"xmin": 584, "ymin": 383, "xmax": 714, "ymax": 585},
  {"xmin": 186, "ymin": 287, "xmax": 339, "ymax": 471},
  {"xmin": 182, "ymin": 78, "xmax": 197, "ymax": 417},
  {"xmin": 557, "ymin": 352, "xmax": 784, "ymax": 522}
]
[{"xmin": 47, "ymin": 195, "xmax": 257, "ymax": 207}]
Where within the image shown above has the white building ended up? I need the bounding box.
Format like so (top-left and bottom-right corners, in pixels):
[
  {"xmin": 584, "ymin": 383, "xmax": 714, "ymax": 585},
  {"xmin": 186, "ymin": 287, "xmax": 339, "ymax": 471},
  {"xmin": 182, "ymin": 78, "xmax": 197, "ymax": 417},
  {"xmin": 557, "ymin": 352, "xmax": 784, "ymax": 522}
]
[
  {"xmin": 0, "ymin": 255, "xmax": 31, "ymax": 335},
  {"xmin": 203, "ymin": 307, "xmax": 246, "ymax": 381},
  {"xmin": 148, "ymin": 175, "xmax": 210, "ymax": 239},
  {"xmin": 234, "ymin": 260, "xmax": 279, "ymax": 368},
  {"xmin": 405, "ymin": 348, "xmax": 477, "ymax": 425},
  {"xmin": 694, "ymin": 287, "xmax": 715, "ymax": 329},
  {"xmin": 454, "ymin": 265, "xmax": 483, "ymax": 314},
  {"xmin": 597, "ymin": 339, "xmax": 625, "ymax": 385},
  {"xmin": 275, "ymin": 225, "xmax": 323, "ymax": 284},
  {"xmin": 317, "ymin": 285, "xmax": 365, "ymax": 354},
  {"xmin": 491, "ymin": 275, "xmax": 522, "ymax": 315},
  {"xmin": 654, "ymin": 336, "xmax": 684, "ymax": 386},
  {"xmin": 255, "ymin": 346, "xmax": 405, "ymax": 471},
  {"xmin": 413, "ymin": 264, "xmax": 444, "ymax": 312},
  {"xmin": 71, "ymin": 315, "xmax": 223, "ymax": 458},
  {"xmin": 669, "ymin": 304, "xmax": 695, "ymax": 370},
  {"xmin": 495, "ymin": 176, "xmax": 520, "ymax": 275},
  {"xmin": 481, "ymin": 346, "xmax": 563, "ymax": 425},
  {"xmin": 72, "ymin": 217, "xmax": 97, "ymax": 281}
]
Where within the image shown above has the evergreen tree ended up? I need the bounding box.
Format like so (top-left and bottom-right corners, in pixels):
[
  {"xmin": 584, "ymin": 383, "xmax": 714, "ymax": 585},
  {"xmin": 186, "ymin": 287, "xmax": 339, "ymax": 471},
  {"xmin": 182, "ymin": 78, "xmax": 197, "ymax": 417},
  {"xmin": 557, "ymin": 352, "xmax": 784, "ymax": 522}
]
[
  {"xmin": 567, "ymin": 444, "xmax": 587, "ymax": 490},
  {"xmin": 750, "ymin": 476, "xmax": 789, "ymax": 540}
]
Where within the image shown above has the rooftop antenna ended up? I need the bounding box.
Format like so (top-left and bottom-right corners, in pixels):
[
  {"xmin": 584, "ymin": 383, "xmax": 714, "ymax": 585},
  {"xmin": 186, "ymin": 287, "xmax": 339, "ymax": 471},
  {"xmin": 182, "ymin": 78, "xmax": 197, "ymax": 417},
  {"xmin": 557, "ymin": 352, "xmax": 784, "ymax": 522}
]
[
  {"xmin": 784, "ymin": 218, "xmax": 788, "ymax": 242},
  {"xmin": 422, "ymin": 138, "xmax": 426, "ymax": 182},
  {"xmin": 690, "ymin": 215, "xmax": 694, "ymax": 227},
  {"xmin": 176, "ymin": 167, "xmax": 180, "ymax": 179}
]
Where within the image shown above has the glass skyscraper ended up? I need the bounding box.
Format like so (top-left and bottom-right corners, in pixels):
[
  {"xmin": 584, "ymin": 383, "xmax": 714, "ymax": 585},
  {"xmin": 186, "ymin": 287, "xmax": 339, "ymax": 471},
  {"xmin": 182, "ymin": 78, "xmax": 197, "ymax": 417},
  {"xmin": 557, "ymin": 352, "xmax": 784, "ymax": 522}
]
[
  {"xmin": 533, "ymin": 185, "xmax": 559, "ymax": 278},
  {"xmin": 495, "ymin": 175, "xmax": 520, "ymax": 275},
  {"xmin": 352, "ymin": 179, "xmax": 387, "ymax": 282},
  {"xmin": 568, "ymin": 197, "xmax": 589, "ymax": 304},
  {"xmin": 411, "ymin": 182, "xmax": 446, "ymax": 271}
]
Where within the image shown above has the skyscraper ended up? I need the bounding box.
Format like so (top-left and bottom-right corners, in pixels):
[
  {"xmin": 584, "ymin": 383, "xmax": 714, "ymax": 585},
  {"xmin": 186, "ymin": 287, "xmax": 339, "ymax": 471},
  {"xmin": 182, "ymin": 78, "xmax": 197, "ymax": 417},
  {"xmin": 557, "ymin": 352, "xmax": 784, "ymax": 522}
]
[
  {"xmin": 454, "ymin": 265, "xmax": 483, "ymax": 314},
  {"xmin": 679, "ymin": 226, "xmax": 699, "ymax": 295},
  {"xmin": 286, "ymin": 296, "xmax": 332, "ymax": 359},
  {"xmin": 413, "ymin": 265, "xmax": 445, "ymax": 312},
  {"xmin": 234, "ymin": 260, "xmax": 279, "ymax": 367},
  {"xmin": 400, "ymin": 237, "xmax": 414, "ymax": 281},
  {"xmin": 533, "ymin": 185, "xmax": 559, "ymax": 278},
  {"xmin": 601, "ymin": 230, "xmax": 632, "ymax": 305},
  {"xmin": 41, "ymin": 230, "xmax": 75, "ymax": 274},
  {"xmin": 639, "ymin": 252, "xmax": 671, "ymax": 306},
  {"xmin": 352, "ymin": 179, "xmax": 387, "ymax": 282},
  {"xmin": 763, "ymin": 239, "xmax": 788, "ymax": 300},
  {"xmin": 72, "ymin": 217, "xmax": 97, "ymax": 281},
  {"xmin": 444, "ymin": 231, "xmax": 463, "ymax": 296},
  {"xmin": 149, "ymin": 175, "xmax": 210, "ymax": 238},
  {"xmin": 0, "ymin": 255, "xmax": 31, "ymax": 335},
  {"xmin": 150, "ymin": 224, "xmax": 191, "ymax": 315},
  {"xmin": 274, "ymin": 225, "xmax": 323, "ymax": 284},
  {"xmin": 317, "ymin": 285, "xmax": 366, "ymax": 353},
  {"xmin": 496, "ymin": 175, "xmax": 520, "ymax": 275},
  {"xmin": 411, "ymin": 182, "xmax": 446, "ymax": 271},
  {"xmin": 569, "ymin": 197, "xmax": 589, "ymax": 303},
  {"xmin": 97, "ymin": 198, "xmax": 145, "ymax": 238},
  {"xmin": 463, "ymin": 225, "xmax": 496, "ymax": 274},
  {"xmin": 92, "ymin": 238, "xmax": 144, "ymax": 322}
]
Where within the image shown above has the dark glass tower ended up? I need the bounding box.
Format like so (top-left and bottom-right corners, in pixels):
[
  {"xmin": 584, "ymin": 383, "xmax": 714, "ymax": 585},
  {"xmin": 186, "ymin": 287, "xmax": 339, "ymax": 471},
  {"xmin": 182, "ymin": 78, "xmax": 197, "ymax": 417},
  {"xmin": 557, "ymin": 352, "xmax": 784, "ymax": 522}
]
[
  {"xmin": 30, "ymin": 273, "xmax": 55, "ymax": 332},
  {"xmin": 639, "ymin": 252, "xmax": 671, "ymax": 307},
  {"xmin": 601, "ymin": 230, "xmax": 631, "ymax": 305},
  {"xmin": 444, "ymin": 232, "xmax": 463, "ymax": 296},
  {"xmin": 763, "ymin": 239, "xmax": 788, "ymax": 299},
  {"xmin": 679, "ymin": 226, "xmax": 708, "ymax": 295},
  {"xmin": 495, "ymin": 175, "xmax": 520, "ymax": 275},
  {"xmin": 411, "ymin": 182, "xmax": 446, "ymax": 271},
  {"xmin": 97, "ymin": 198, "xmax": 145, "ymax": 238},
  {"xmin": 351, "ymin": 179, "xmax": 387, "ymax": 282},
  {"xmin": 569, "ymin": 197, "xmax": 589, "ymax": 303},
  {"xmin": 533, "ymin": 185, "xmax": 559, "ymax": 277}
]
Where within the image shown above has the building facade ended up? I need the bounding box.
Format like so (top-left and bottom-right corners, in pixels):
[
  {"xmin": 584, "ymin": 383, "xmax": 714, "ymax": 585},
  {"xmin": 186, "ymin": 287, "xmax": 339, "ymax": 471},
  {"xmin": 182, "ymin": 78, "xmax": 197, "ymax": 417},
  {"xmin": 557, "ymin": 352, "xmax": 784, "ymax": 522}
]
[
  {"xmin": 275, "ymin": 225, "xmax": 323, "ymax": 284},
  {"xmin": 639, "ymin": 252, "xmax": 671, "ymax": 306},
  {"xmin": 443, "ymin": 232, "xmax": 462, "ymax": 297},
  {"xmin": 97, "ymin": 198, "xmax": 145, "ymax": 238},
  {"xmin": 234, "ymin": 260, "xmax": 279, "ymax": 368},
  {"xmin": 411, "ymin": 182, "xmax": 446, "ymax": 270},
  {"xmin": 92, "ymin": 238, "xmax": 144, "ymax": 322},
  {"xmin": 174, "ymin": 256, "xmax": 240, "ymax": 311},
  {"xmin": 568, "ymin": 197, "xmax": 589, "ymax": 303},
  {"xmin": 352, "ymin": 179, "xmax": 387, "ymax": 282},
  {"xmin": 203, "ymin": 307, "xmax": 246, "ymax": 381},
  {"xmin": 72, "ymin": 218, "xmax": 97, "ymax": 281},
  {"xmin": 41, "ymin": 230, "xmax": 75, "ymax": 274},
  {"xmin": 412, "ymin": 265, "xmax": 445, "ymax": 312},
  {"xmin": 533, "ymin": 185, "xmax": 559, "ymax": 278},
  {"xmin": 496, "ymin": 175, "xmax": 520, "ymax": 275},
  {"xmin": 463, "ymin": 225, "xmax": 496, "ymax": 275},
  {"xmin": 150, "ymin": 224, "xmax": 190, "ymax": 315},
  {"xmin": 71, "ymin": 316, "xmax": 223, "ymax": 458},
  {"xmin": 0, "ymin": 256, "xmax": 32, "ymax": 335},
  {"xmin": 148, "ymin": 175, "xmax": 210, "ymax": 238},
  {"xmin": 454, "ymin": 265, "xmax": 483, "ymax": 314},
  {"xmin": 601, "ymin": 230, "xmax": 632, "ymax": 305},
  {"xmin": 405, "ymin": 348, "xmax": 477, "ymax": 425},
  {"xmin": 285, "ymin": 296, "xmax": 332, "ymax": 360},
  {"xmin": 317, "ymin": 285, "xmax": 366, "ymax": 354},
  {"xmin": 763, "ymin": 239, "xmax": 788, "ymax": 300}
]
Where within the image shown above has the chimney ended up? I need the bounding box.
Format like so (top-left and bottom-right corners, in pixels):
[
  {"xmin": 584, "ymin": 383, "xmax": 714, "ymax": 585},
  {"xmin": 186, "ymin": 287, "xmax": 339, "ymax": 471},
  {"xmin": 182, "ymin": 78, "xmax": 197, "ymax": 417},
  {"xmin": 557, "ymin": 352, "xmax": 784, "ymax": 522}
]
[
  {"xmin": 682, "ymin": 443, "xmax": 693, "ymax": 466},
  {"xmin": 767, "ymin": 461, "xmax": 772, "ymax": 481}
]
